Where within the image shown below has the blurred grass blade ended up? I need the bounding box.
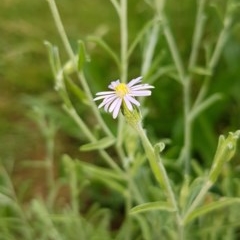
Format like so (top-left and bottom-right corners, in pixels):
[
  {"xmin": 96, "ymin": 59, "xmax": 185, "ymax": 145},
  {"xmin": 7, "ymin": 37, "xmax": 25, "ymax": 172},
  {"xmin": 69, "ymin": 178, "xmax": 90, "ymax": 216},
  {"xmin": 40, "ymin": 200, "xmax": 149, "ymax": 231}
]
[
  {"xmin": 130, "ymin": 201, "xmax": 175, "ymax": 215},
  {"xmin": 184, "ymin": 197, "xmax": 240, "ymax": 225},
  {"xmin": 0, "ymin": 192, "xmax": 13, "ymax": 205},
  {"xmin": 189, "ymin": 93, "xmax": 222, "ymax": 121},
  {"xmin": 21, "ymin": 160, "xmax": 48, "ymax": 168},
  {"xmin": 80, "ymin": 136, "xmax": 116, "ymax": 151},
  {"xmin": 141, "ymin": 23, "xmax": 160, "ymax": 75},
  {"xmin": 31, "ymin": 199, "xmax": 63, "ymax": 240},
  {"xmin": 147, "ymin": 65, "xmax": 175, "ymax": 84},
  {"xmin": 133, "ymin": 215, "xmax": 152, "ymax": 240},
  {"xmin": 87, "ymin": 36, "xmax": 120, "ymax": 69},
  {"xmin": 76, "ymin": 161, "xmax": 125, "ymax": 194},
  {"xmin": 128, "ymin": 19, "xmax": 157, "ymax": 57}
]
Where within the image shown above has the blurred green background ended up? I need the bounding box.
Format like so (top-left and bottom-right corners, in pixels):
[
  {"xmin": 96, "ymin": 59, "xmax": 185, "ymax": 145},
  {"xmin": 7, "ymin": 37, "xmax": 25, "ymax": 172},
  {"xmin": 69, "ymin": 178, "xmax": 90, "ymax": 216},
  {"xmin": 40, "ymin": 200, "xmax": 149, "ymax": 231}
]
[{"xmin": 1, "ymin": 0, "xmax": 240, "ymax": 232}]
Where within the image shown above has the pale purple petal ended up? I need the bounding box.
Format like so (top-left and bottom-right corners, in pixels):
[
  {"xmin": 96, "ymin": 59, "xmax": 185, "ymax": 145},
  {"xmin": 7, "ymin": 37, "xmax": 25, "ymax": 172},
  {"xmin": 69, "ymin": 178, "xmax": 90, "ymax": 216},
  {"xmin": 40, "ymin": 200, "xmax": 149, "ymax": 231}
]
[
  {"xmin": 99, "ymin": 95, "xmax": 117, "ymax": 106},
  {"xmin": 98, "ymin": 95, "xmax": 117, "ymax": 109},
  {"xmin": 127, "ymin": 76, "xmax": 142, "ymax": 87},
  {"xmin": 98, "ymin": 101, "xmax": 107, "ymax": 109},
  {"xmin": 101, "ymin": 94, "xmax": 117, "ymax": 103},
  {"xmin": 108, "ymin": 80, "xmax": 120, "ymax": 89},
  {"xmin": 94, "ymin": 94, "xmax": 115, "ymax": 101},
  {"xmin": 104, "ymin": 98, "xmax": 115, "ymax": 111},
  {"xmin": 123, "ymin": 96, "xmax": 133, "ymax": 111},
  {"xmin": 102, "ymin": 95, "xmax": 118, "ymax": 107},
  {"xmin": 96, "ymin": 91, "xmax": 115, "ymax": 96},
  {"xmin": 130, "ymin": 90, "xmax": 152, "ymax": 96},
  {"xmin": 125, "ymin": 95, "xmax": 140, "ymax": 106},
  {"xmin": 130, "ymin": 84, "xmax": 154, "ymax": 91},
  {"xmin": 112, "ymin": 99, "xmax": 122, "ymax": 119},
  {"xmin": 109, "ymin": 98, "xmax": 122, "ymax": 113}
]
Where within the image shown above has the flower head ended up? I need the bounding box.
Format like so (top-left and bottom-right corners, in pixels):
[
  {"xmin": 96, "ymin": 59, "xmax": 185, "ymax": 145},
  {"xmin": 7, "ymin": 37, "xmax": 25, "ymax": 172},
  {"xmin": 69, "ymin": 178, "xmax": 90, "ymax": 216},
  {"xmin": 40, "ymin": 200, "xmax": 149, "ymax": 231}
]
[{"xmin": 94, "ymin": 76, "xmax": 154, "ymax": 119}]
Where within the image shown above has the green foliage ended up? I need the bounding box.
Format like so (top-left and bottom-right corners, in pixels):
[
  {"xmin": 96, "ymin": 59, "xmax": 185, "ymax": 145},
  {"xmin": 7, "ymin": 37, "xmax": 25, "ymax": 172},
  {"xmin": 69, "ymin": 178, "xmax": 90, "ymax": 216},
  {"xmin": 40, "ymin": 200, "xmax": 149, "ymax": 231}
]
[{"xmin": 1, "ymin": 0, "xmax": 240, "ymax": 239}]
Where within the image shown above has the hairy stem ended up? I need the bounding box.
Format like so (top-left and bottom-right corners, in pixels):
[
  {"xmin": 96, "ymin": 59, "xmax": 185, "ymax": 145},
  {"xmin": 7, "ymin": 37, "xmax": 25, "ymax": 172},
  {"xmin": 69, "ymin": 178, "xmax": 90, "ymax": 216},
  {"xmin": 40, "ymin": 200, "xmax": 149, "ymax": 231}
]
[{"xmin": 135, "ymin": 123, "xmax": 183, "ymax": 238}]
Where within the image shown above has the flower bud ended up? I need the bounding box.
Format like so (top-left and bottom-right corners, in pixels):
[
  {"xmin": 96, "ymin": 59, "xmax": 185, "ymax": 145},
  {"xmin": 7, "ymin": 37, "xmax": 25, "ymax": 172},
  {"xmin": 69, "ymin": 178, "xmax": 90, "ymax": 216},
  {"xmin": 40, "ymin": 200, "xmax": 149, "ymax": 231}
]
[{"xmin": 209, "ymin": 130, "xmax": 240, "ymax": 183}]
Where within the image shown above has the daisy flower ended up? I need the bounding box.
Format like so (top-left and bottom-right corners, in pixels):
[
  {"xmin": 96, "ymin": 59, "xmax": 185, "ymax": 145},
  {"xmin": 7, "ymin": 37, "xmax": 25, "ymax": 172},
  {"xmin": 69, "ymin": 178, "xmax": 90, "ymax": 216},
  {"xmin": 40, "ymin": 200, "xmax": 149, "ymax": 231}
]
[{"xmin": 94, "ymin": 76, "xmax": 154, "ymax": 119}]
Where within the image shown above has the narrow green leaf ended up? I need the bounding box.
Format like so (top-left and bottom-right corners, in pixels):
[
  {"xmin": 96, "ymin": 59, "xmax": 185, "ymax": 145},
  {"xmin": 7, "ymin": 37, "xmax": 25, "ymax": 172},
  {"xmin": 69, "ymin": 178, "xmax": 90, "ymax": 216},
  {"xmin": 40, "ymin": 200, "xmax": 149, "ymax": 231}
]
[
  {"xmin": 130, "ymin": 201, "xmax": 175, "ymax": 215},
  {"xmin": 80, "ymin": 136, "xmax": 116, "ymax": 151},
  {"xmin": 44, "ymin": 41, "xmax": 61, "ymax": 78},
  {"xmin": 65, "ymin": 77, "xmax": 88, "ymax": 105},
  {"xmin": 76, "ymin": 161, "xmax": 124, "ymax": 181},
  {"xmin": 76, "ymin": 161, "xmax": 125, "ymax": 194},
  {"xmin": 184, "ymin": 197, "xmax": 240, "ymax": 224},
  {"xmin": 77, "ymin": 40, "xmax": 88, "ymax": 71},
  {"xmin": 44, "ymin": 41, "xmax": 65, "ymax": 92},
  {"xmin": 141, "ymin": 23, "xmax": 160, "ymax": 75},
  {"xmin": 183, "ymin": 177, "xmax": 206, "ymax": 212},
  {"xmin": 31, "ymin": 199, "xmax": 63, "ymax": 240},
  {"xmin": 0, "ymin": 192, "xmax": 13, "ymax": 205},
  {"xmin": 96, "ymin": 177, "xmax": 126, "ymax": 194}
]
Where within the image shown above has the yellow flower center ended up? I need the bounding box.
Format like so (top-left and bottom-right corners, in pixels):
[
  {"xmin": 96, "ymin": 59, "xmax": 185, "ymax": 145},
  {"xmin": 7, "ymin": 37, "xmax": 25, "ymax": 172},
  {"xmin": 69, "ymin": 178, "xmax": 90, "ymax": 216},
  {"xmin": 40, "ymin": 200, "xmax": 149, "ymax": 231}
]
[{"xmin": 115, "ymin": 83, "xmax": 129, "ymax": 98}]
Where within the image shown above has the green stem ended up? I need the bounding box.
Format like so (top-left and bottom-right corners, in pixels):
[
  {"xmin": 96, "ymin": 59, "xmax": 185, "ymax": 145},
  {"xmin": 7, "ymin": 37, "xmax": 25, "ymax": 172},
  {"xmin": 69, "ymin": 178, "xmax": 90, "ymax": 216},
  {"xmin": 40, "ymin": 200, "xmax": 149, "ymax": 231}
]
[
  {"xmin": 183, "ymin": 79, "xmax": 191, "ymax": 176},
  {"xmin": 64, "ymin": 105, "xmax": 124, "ymax": 175},
  {"xmin": 69, "ymin": 166, "xmax": 85, "ymax": 239},
  {"xmin": 46, "ymin": 0, "xmax": 75, "ymax": 60},
  {"xmin": 141, "ymin": 22, "xmax": 160, "ymax": 76},
  {"xmin": 45, "ymin": 128, "xmax": 55, "ymax": 190},
  {"xmin": 193, "ymin": 9, "xmax": 233, "ymax": 108},
  {"xmin": 1, "ymin": 168, "xmax": 33, "ymax": 240},
  {"xmin": 78, "ymin": 72, "xmax": 114, "ymax": 137},
  {"xmin": 209, "ymin": 15, "xmax": 232, "ymax": 71},
  {"xmin": 125, "ymin": 169, "xmax": 133, "ymax": 240},
  {"xmin": 183, "ymin": 180, "xmax": 212, "ymax": 225},
  {"xmin": 120, "ymin": 0, "xmax": 128, "ymax": 83},
  {"xmin": 109, "ymin": 0, "xmax": 121, "ymax": 15},
  {"xmin": 36, "ymin": 112, "xmax": 56, "ymax": 191},
  {"xmin": 118, "ymin": 2, "xmax": 131, "ymax": 239},
  {"xmin": 188, "ymin": 0, "xmax": 206, "ymax": 70},
  {"xmin": 135, "ymin": 123, "xmax": 183, "ymax": 237},
  {"xmin": 117, "ymin": 0, "xmax": 128, "ymax": 158},
  {"xmin": 162, "ymin": 15, "xmax": 185, "ymax": 84},
  {"xmin": 162, "ymin": 13, "xmax": 192, "ymax": 176},
  {"xmin": 192, "ymin": 76, "xmax": 210, "ymax": 109},
  {"xmin": 182, "ymin": 0, "xmax": 206, "ymax": 174}
]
